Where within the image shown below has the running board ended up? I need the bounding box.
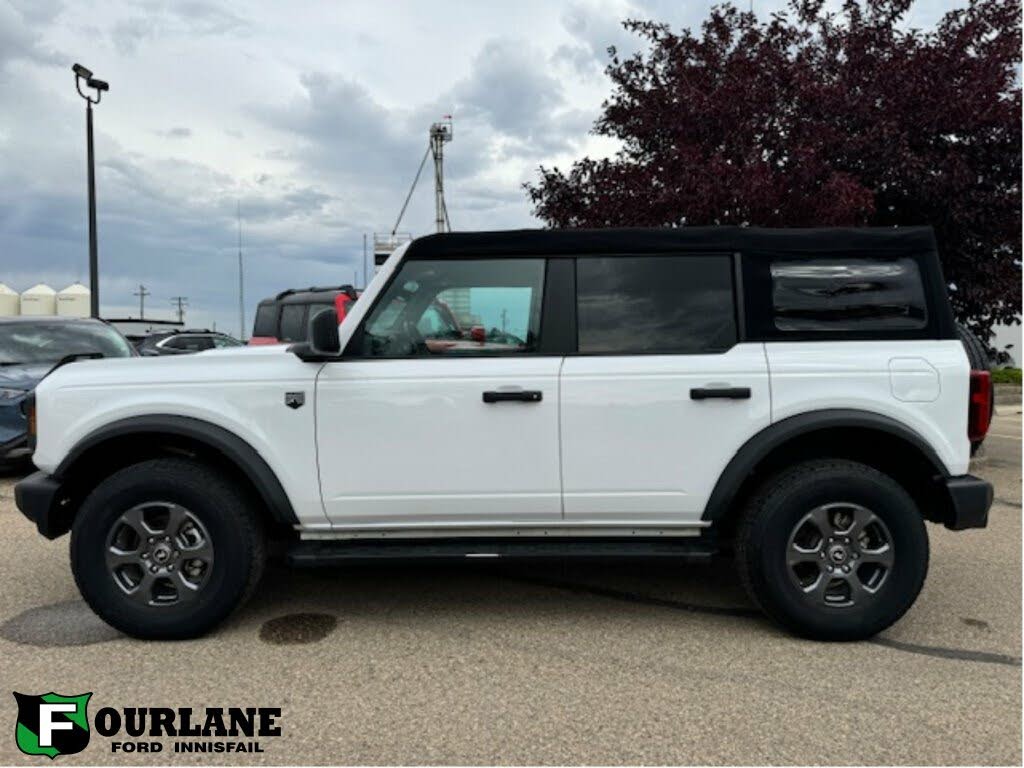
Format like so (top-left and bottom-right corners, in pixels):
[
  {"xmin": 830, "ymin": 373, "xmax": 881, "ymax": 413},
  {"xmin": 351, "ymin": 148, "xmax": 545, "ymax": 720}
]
[{"xmin": 286, "ymin": 538, "xmax": 718, "ymax": 567}]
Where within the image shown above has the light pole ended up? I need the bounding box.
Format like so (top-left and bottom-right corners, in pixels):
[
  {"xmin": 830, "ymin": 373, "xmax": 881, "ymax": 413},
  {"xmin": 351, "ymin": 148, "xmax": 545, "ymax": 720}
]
[{"xmin": 73, "ymin": 63, "xmax": 109, "ymax": 318}]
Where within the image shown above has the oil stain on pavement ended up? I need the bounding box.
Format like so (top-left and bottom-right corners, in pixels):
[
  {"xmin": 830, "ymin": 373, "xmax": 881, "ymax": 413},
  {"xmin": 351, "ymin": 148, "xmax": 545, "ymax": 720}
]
[
  {"xmin": 0, "ymin": 600, "xmax": 121, "ymax": 646},
  {"xmin": 259, "ymin": 612, "xmax": 338, "ymax": 645}
]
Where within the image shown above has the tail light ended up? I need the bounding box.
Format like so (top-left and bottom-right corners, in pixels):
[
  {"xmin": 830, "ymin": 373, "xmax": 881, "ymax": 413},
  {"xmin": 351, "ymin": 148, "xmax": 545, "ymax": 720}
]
[
  {"xmin": 335, "ymin": 295, "xmax": 353, "ymax": 323},
  {"xmin": 968, "ymin": 370, "xmax": 992, "ymax": 442},
  {"xmin": 21, "ymin": 393, "xmax": 36, "ymax": 451}
]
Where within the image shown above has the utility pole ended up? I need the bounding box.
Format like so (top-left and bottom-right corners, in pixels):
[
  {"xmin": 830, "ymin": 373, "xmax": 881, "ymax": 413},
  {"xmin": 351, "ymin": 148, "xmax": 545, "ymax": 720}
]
[
  {"xmin": 169, "ymin": 296, "xmax": 188, "ymax": 323},
  {"xmin": 237, "ymin": 200, "xmax": 245, "ymax": 341},
  {"xmin": 133, "ymin": 284, "xmax": 150, "ymax": 319},
  {"xmin": 363, "ymin": 234, "xmax": 368, "ymax": 289},
  {"xmin": 72, "ymin": 64, "xmax": 109, "ymax": 318},
  {"xmin": 429, "ymin": 117, "xmax": 453, "ymax": 233}
]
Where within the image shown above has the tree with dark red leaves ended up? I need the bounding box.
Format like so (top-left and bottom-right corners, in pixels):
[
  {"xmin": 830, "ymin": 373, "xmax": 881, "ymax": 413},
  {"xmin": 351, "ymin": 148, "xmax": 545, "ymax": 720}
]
[{"xmin": 526, "ymin": 0, "xmax": 1021, "ymax": 340}]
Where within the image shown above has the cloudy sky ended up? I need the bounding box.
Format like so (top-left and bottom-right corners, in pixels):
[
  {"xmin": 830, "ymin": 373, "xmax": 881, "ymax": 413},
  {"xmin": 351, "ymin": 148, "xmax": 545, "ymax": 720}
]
[{"xmin": 0, "ymin": 0, "xmax": 961, "ymax": 335}]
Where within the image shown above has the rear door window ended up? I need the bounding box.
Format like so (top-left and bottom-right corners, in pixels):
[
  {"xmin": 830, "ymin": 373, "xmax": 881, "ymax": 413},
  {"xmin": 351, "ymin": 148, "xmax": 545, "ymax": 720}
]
[
  {"xmin": 576, "ymin": 255, "xmax": 737, "ymax": 354},
  {"xmin": 279, "ymin": 305, "xmax": 307, "ymax": 342},
  {"xmin": 770, "ymin": 257, "xmax": 927, "ymax": 331}
]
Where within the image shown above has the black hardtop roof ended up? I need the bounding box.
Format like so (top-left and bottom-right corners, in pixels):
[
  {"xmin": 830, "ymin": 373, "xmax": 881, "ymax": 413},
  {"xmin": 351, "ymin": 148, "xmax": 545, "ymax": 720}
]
[{"xmin": 406, "ymin": 226, "xmax": 937, "ymax": 259}]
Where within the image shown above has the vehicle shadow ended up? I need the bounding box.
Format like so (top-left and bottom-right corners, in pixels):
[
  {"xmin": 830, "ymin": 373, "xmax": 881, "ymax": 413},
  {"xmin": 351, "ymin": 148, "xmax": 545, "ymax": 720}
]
[{"xmin": 243, "ymin": 556, "xmax": 763, "ymax": 637}]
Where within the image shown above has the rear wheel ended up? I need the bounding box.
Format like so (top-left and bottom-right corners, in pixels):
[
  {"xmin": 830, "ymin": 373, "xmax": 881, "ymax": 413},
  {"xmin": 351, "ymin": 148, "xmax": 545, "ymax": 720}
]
[
  {"xmin": 736, "ymin": 459, "xmax": 928, "ymax": 640},
  {"xmin": 71, "ymin": 458, "xmax": 264, "ymax": 639}
]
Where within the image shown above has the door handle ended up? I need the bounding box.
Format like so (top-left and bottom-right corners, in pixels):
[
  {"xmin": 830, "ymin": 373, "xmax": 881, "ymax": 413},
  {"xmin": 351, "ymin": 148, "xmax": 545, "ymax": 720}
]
[
  {"xmin": 483, "ymin": 390, "xmax": 543, "ymax": 403},
  {"xmin": 690, "ymin": 387, "xmax": 751, "ymax": 400}
]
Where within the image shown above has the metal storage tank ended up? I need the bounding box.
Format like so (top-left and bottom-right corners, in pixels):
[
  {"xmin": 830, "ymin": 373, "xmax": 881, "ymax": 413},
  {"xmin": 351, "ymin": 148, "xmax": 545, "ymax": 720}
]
[
  {"xmin": 0, "ymin": 283, "xmax": 18, "ymax": 316},
  {"xmin": 20, "ymin": 283, "xmax": 57, "ymax": 316},
  {"xmin": 57, "ymin": 282, "xmax": 90, "ymax": 317}
]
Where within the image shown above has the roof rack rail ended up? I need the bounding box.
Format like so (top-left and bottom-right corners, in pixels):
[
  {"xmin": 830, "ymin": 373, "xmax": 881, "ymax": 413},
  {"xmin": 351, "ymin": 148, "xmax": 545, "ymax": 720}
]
[{"xmin": 274, "ymin": 284, "xmax": 357, "ymax": 300}]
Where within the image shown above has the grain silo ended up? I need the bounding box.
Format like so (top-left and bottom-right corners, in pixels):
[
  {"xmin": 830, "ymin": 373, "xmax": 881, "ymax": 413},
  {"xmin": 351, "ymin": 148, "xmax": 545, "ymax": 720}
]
[
  {"xmin": 57, "ymin": 282, "xmax": 90, "ymax": 317},
  {"xmin": 0, "ymin": 283, "xmax": 18, "ymax": 316},
  {"xmin": 20, "ymin": 283, "xmax": 57, "ymax": 316}
]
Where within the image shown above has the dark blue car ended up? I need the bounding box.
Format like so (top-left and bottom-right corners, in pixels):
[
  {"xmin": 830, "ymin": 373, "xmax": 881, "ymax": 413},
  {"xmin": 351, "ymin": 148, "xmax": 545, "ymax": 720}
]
[{"xmin": 1, "ymin": 317, "xmax": 136, "ymax": 464}]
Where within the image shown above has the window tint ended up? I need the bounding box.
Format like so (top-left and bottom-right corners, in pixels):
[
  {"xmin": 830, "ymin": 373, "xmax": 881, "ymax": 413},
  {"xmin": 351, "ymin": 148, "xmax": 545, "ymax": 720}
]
[
  {"xmin": 361, "ymin": 259, "xmax": 544, "ymax": 357},
  {"xmin": 167, "ymin": 335, "xmax": 214, "ymax": 351},
  {"xmin": 212, "ymin": 335, "xmax": 241, "ymax": 348},
  {"xmin": 771, "ymin": 257, "xmax": 927, "ymax": 331},
  {"xmin": 279, "ymin": 305, "xmax": 306, "ymax": 342},
  {"xmin": 576, "ymin": 255, "xmax": 736, "ymax": 354},
  {"xmin": 252, "ymin": 303, "xmax": 278, "ymax": 337}
]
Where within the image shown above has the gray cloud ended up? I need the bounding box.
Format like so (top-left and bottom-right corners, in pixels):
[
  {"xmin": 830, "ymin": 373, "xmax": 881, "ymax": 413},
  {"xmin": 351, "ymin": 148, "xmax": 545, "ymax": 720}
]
[{"xmin": 110, "ymin": 0, "xmax": 250, "ymax": 54}]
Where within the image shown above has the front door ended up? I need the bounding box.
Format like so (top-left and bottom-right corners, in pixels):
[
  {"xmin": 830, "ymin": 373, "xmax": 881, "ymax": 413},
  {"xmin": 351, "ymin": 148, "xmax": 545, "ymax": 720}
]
[
  {"xmin": 559, "ymin": 254, "xmax": 771, "ymax": 525},
  {"xmin": 316, "ymin": 256, "xmax": 563, "ymax": 528}
]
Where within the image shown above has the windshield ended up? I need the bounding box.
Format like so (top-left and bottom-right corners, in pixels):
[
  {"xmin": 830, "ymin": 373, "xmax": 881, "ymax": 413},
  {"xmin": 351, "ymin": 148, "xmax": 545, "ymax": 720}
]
[{"xmin": 0, "ymin": 322, "xmax": 135, "ymax": 365}]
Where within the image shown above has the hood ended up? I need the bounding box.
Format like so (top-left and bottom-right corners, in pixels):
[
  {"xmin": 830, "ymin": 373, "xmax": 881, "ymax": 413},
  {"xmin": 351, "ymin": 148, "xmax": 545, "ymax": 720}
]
[{"xmin": 0, "ymin": 362, "xmax": 52, "ymax": 392}]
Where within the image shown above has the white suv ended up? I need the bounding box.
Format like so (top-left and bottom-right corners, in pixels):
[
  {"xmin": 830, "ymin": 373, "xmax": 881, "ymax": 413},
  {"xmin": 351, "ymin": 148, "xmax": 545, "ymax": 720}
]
[{"xmin": 15, "ymin": 227, "xmax": 993, "ymax": 640}]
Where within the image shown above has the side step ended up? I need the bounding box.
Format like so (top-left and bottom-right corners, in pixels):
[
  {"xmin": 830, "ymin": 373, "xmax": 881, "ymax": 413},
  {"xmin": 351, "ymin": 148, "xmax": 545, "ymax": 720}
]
[{"xmin": 286, "ymin": 538, "xmax": 718, "ymax": 567}]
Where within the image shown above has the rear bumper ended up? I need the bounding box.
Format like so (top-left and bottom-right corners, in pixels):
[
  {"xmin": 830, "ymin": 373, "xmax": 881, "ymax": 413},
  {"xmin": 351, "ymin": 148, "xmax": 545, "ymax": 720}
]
[
  {"xmin": 14, "ymin": 470, "xmax": 68, "ymax": 539},
  {"xmin": 942, "ymin": 474, "xmax": 992, "ymax": 531}
]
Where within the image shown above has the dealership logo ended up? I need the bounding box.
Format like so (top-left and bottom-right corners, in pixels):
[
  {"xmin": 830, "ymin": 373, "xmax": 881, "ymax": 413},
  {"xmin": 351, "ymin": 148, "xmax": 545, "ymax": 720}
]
[{"xmin": 13, "ymin": 692, "xmax": 91, "ymax": 759}]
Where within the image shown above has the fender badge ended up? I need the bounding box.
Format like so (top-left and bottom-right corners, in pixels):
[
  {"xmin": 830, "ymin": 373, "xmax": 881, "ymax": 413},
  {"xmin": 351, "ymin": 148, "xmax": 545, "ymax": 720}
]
[{"xmin": 285, "ymin": 392, "xmax": 305, "ymax": 409}]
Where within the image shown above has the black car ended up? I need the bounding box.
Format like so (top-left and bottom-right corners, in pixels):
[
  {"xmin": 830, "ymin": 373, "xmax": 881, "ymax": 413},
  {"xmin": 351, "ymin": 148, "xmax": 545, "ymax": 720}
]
[
  {"xmin": 136, "ymin": 329, "xmax": 243, "ymax": 356},
  {"xmin": 0, "ymin": 317, "xmax": 136, "ymax": 463}
]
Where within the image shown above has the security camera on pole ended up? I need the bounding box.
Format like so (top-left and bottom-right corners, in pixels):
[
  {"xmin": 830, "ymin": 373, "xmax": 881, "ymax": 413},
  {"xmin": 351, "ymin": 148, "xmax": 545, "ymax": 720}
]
[{"xmin": 72, "ymin": 63, "xmax": 110, "ymax": 319}]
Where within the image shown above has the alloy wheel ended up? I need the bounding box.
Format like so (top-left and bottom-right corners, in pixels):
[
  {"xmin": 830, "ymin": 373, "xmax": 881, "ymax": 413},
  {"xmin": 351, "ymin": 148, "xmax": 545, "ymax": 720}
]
[
  {"xmin": 104, "ymin": 501, "xmax": 214, "ymax": 606},
  {"xmin": 785, "ymin": 502, "xmax": 894, "ymax": 608}
]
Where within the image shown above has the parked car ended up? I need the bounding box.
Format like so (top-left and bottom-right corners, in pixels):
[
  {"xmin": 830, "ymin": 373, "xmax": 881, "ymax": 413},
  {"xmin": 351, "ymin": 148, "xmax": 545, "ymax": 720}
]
[
  {"xmin": 249, "ymin": 285, "xmax": 359, "ymax": 345},
  {"xmin": 137, "ymin": 329, "xmax": 243, "ymax": 356},
  {"xmin": 15, "ymin": 227, "xmax": 991, "ymax": 641},
  {"xmin": 1, "ymin": 317, "xmax": 135, "ymax": 464}
]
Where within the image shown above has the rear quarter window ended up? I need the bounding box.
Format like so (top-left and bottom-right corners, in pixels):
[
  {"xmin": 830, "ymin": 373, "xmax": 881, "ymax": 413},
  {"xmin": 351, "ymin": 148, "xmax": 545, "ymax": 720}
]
[{"xmin": 770, "ymin": 257, "xmax": 927, "ymax": 332}]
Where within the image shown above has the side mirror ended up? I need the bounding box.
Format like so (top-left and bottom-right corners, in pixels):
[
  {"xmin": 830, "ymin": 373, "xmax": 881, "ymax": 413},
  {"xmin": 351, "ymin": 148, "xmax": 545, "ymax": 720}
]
[
  {"xmin": 291, "ymin": 308, "xmax": 340, "ymax": 360},
  {"xmin": 470, "ymin": 325, "xmax": 486, "ymax": 344}
]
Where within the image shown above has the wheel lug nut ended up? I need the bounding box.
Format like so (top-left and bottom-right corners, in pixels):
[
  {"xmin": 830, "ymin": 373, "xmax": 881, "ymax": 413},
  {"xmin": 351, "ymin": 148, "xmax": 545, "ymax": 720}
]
[
  {"xmin": 148, "ymin": 537, "xmax": 154, "ymax": 544},
  {"xmin": 842, "ymin": 565, "xmax": 850, "ymax": 573},
  {"xmin": 150, "ymin": 565, "xmax": 158, "ymax": 573},
  {"xmin": 141, "ymin": 553, "xmax": 148, "ymax": 559},
  {"xmin": 819, "ymin": 552, "xmax": 825, "ymax": 559},
  {"xmin": 827, "ymin": 565, "xmax": 834, "ymax": 572}
]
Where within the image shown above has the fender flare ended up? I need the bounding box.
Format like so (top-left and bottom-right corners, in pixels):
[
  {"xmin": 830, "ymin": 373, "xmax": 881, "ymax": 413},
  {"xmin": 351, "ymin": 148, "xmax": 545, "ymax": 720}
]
[
  {"xmin": 55, "ymin": 414, "xmax": 298, "ymax": 527},
  {"xmin": 701, "ymin": 409, "xmax": 950, "ymax": 522}
]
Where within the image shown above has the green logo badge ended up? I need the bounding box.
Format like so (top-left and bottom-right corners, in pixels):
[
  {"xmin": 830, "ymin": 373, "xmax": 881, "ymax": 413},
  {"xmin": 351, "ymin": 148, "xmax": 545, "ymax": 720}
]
[{"xmin": 13, "ymin": 692, "xmax": 91, "ymax": 759}]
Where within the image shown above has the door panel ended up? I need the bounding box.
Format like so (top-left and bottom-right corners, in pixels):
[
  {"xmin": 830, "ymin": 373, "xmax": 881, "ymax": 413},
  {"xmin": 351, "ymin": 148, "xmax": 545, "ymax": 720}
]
[
  {"xmin": 317, "ymin": 357, "xmax": 564, "ymax": 526},
  {"xmin": 559, "ymin": 344, "xmax": 770, "ymax": 523}
]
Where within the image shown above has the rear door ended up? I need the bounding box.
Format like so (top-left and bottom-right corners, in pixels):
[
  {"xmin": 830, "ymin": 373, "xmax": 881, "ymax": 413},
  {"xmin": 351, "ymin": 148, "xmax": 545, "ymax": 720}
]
[
  {"xmin": 559, "ymin": 254, "xmax": 770, "ymax": 525},
  {"xmin": 316, "ymin": 256, "xmax": 564, "ymax": 527}
]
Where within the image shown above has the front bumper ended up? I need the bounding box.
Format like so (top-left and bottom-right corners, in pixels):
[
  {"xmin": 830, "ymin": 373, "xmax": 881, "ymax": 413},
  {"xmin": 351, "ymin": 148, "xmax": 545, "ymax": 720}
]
[
  {"xmin": 942, "ymin": 474, "xmax": 992, "ymax": 531},
  {"xmin": 14, "ymin": 470, "xmax": 68, "ymax": 539}
]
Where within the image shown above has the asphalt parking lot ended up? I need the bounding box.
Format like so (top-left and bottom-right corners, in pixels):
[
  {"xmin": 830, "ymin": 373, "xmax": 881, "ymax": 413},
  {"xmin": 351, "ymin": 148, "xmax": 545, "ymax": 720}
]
[{"xmin": 1, "ymin": 410, "xmax": 1020, "ymax": 765}]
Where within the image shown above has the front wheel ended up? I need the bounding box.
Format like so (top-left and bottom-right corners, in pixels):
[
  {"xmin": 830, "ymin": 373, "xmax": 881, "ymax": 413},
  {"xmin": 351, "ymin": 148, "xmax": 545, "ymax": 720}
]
[
  {"xmin": 71, "ymin": 458, "xmax": 265, "ymax": 639},
  {"xmin": 736, "ymin": 459, "xmax": 928, "ymax": 641}
]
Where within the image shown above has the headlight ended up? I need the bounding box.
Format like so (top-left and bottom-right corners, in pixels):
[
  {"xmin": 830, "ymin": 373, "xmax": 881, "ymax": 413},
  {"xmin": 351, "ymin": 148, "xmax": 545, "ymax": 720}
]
[{"xmin": 0, "ymin": 388, "xmax": 26, "ymax": 401}]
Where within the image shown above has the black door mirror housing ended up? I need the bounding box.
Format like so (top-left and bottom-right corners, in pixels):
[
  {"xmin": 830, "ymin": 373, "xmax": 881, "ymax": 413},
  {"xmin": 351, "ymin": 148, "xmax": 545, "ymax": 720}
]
[{"xmin": 292, "ymin": 308, "xmax": 340, "ymax": 361}]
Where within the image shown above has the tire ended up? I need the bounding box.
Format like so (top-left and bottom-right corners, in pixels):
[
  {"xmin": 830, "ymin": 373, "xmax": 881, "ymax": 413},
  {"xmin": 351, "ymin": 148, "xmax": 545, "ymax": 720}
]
[
  {"xmin": 736, "ymin": 459, "xmax": 928, "ymax": 641},
  {"xmin": 70, "ymin": 458, "xmax": 265, "ymax": 640}
]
